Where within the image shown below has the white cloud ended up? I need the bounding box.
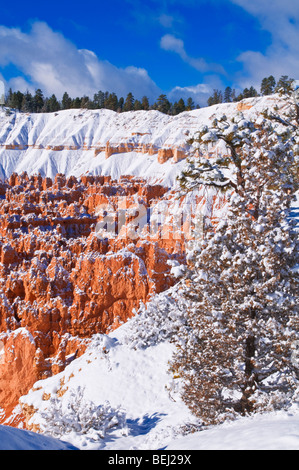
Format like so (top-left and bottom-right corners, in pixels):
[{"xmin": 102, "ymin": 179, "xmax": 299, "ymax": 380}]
[
  {"xmin": 168, "ymin": 84, "xmax": 210, "ymax": 107},
  {"xmin": 168, "ymin": 74, "xmax": 226, "ymax": 107},
  {"xmin": 160, "ymin": 34, "xmax": 186, "ymax": 59},
  {"xmin": 158, "ymin": 14, "xmax": 175, "ymax": 28},
  {"xmin": 230, "ymin": 0, "xmax": 299, "ymax": 87},
  {"xmin": 160, "ymin": 34, "xmax": 225, "ymax": 75},
  {"xmin": 0, "ymin": 21, "xmax": 161, "ymax": 100},
  {"xmin": 230, "ymin": 0, "xmax": 299, "ymax": 22}
]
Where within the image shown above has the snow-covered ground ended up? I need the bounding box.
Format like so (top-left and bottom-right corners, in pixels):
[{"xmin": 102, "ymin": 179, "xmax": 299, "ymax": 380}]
[
  {"xmin": 167, "ymin": 410, "xmax": 299, "ymax": 450},
  {"xmin": 18, "ymin": 319, "xmax": 194, "ymax": 450},
  {"xmin": 0, "ymin": 94, "xmax": 286, "ymax": 185},
  {"xmin": 15, "ymin": 275, "xmax": 299, "ymax": 451},
  {"xmin": 0, "ymin": 424, "xmax": 77, "ymax": 450},
  {"xmin": 2, "ymin": 308, "xmax": 298, "ymax": 451},
  {"xmin": 2, "ymin": 406, "xmax": 299, "ymax": 450}
]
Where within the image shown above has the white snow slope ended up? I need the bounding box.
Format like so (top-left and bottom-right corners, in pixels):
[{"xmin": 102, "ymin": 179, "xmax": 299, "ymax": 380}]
[
  {"xmin": 14, "ymin": 304, "xmax": 299, "ymax": 451},
  {"xmin": 2, "ymin": 319, "xmax": 299, "ymax": 450},
  {"xmin": 0, "ymin": 94, "xmax": 287, "ymax": 186},
  {"xmin": 0, "ymin": 424, "xmax": 78, "ymax": 450}
]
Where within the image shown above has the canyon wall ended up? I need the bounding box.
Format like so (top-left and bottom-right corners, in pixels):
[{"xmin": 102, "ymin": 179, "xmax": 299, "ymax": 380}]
[
  {"xmin": 0, "ymin": 172, "xmax": 195, "ymax": 424},
  {"xmin": 0, "ymin": 171, "xmax": 226, "ymax": 424}
]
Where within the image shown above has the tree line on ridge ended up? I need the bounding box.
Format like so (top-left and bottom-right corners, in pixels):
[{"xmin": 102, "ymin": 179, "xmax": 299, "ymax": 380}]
[{"xmin": 3, "ymin": 75, "xmax": 294, "ymax": 115}]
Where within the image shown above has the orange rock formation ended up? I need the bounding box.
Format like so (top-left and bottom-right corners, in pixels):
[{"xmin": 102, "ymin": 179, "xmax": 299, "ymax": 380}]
[
  {"xmin": 0, "ymin": 171, "xmax": 227, "ymax": 425},
  {"xmin": 0, "ymin": 172, "xmax": 188, "ymax": 424}
]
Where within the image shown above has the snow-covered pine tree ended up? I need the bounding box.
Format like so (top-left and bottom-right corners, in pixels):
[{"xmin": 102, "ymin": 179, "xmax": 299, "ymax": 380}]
[{"xmin": 171, "ymin": 98, "xmax": 299, "ymax": 426}]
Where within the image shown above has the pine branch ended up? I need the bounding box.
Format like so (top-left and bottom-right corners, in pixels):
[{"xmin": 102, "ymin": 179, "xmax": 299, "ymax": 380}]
[{"xmin": 268, "ymin": 113, "xmax": 297, "ymax": 129}]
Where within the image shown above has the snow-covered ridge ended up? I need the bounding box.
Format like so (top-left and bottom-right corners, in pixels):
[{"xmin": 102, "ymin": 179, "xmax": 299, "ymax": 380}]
[
  {"xmin": 17, "ymin": 302, "xmax": 299, "ymax": 450},
  {"xmin": 0, "ymin": 95, "xmax": 286, "ymax": 185}
]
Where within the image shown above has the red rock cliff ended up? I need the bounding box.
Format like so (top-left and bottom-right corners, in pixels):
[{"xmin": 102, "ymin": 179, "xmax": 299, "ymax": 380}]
[{"xmin": 0, "ymin": 173, "xmax": 190, "ymax": 424}]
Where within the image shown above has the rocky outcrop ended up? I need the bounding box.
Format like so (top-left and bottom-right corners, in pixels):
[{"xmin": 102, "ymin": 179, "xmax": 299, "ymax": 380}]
[
  {"xmin": 0, "ymin": 172, "xmax": 193, "ymax": 424},
  {"xmin": 104, "ymin": 140, "xmax": 187, "ymax": 163},
  {"xmin": 0, "ymin": 140, "xmax": 188, "ymax": 165},
  {"xmin": 237, "ymin": 102, "xmax": 253, "ymax": 111},
  {"xmin": 0, "ymin": 329, "xmax": 38, "ymax": 422}
]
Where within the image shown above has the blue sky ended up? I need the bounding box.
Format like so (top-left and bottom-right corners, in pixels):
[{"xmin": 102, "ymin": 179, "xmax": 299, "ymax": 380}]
[{"xmin": 0, "ymin": 0, "xmax": 298, "ymax": 106}]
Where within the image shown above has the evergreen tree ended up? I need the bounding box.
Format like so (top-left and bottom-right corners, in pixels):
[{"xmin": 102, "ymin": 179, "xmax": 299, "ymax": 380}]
[
  {"xmin": 275, "ymin": 75, "xmax": 294, "ymax": 95},
  {"xmin": 6, "ymin": 89, "xmax": 24, "ymax": 110},
  {"xmin": 123, "ymin": 92, "xmax": 135, "ymax": 112},
  {"xmin": 21, "ymin": 91, "xmax": 34, "ymax": 112},
  {"xmin": 171, "ymin": 102, "xmax": 179, "ymax": 115},
  {"xmin": 141, "ymin": 96, "xmax": 149, "ymax": 110},
  {"xmin": 72, "ymin": 97, "xmax": 82, "ymax": 109},
  {"xmin": 207, "ymin": 89, "xmax": 223, "ymax": 106},
  {"xmin": 242, "ymin": 87, "xmax": 251, "ymax": 99},
  {"xmin": 186, "ymin": 97, "xmax": 195, "ymax": 111},
  {"xmin": 47, "ymin": 94, "xmax": 60, "ymax": 112},
  {"xmin": 5, "ymin": 88, "xmax": 13, "ymax": 107},
  {"xmin": 155, "ymin": 94, "xmax": 171, "ymax": 114},
  {"xmin": 80, "ymin": 96, "xmax": 91, "ymax": 109},
  {"xmin": 103, "ymin": 91, "xmax": 109, "ymax": 108},
  {"xmin": 248, "ymin": 86, "xmax": 258, "ymax": 98},
  {"xmin": 118, "ymin": 97, "xmax": 124, "ymax": 112},
  {"xmin": 260, "ymin": 75, "xmax": 276, "ymax": 95},
  {"xmin": 93, "ymin": 91, "xmax": 105, "ymax": 109},
  {"xmin": 134, "ymin": 99, "xmax": 143, "ymax": 111},
  {"xmin": 172, "ymin": 98, "xmax": 186, "ymax": 115},
  {"xmin": 33, "ymin": 88, "xmax": 44, "ymax": 112},
  {"xmin": 61, "ymin": 91, "xmax": 72, "ymax": 110},
  {"xmin": 105, "ymin": 93, "xmax": 118, "ymax": 111},
  {"xmin": 224, "ymin": 86, "xmax": 232, "ymax": 103},
  {"xmin": 41, "ymin": 98, "xmax": 50, "ymax": 113},
  {"xmin": 172, "ymin": 99, "xmax": 299, "ymax": 425},
  {"xmin": 240, "ymin": 87, "xmax": 258, "ymax": 99}
]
